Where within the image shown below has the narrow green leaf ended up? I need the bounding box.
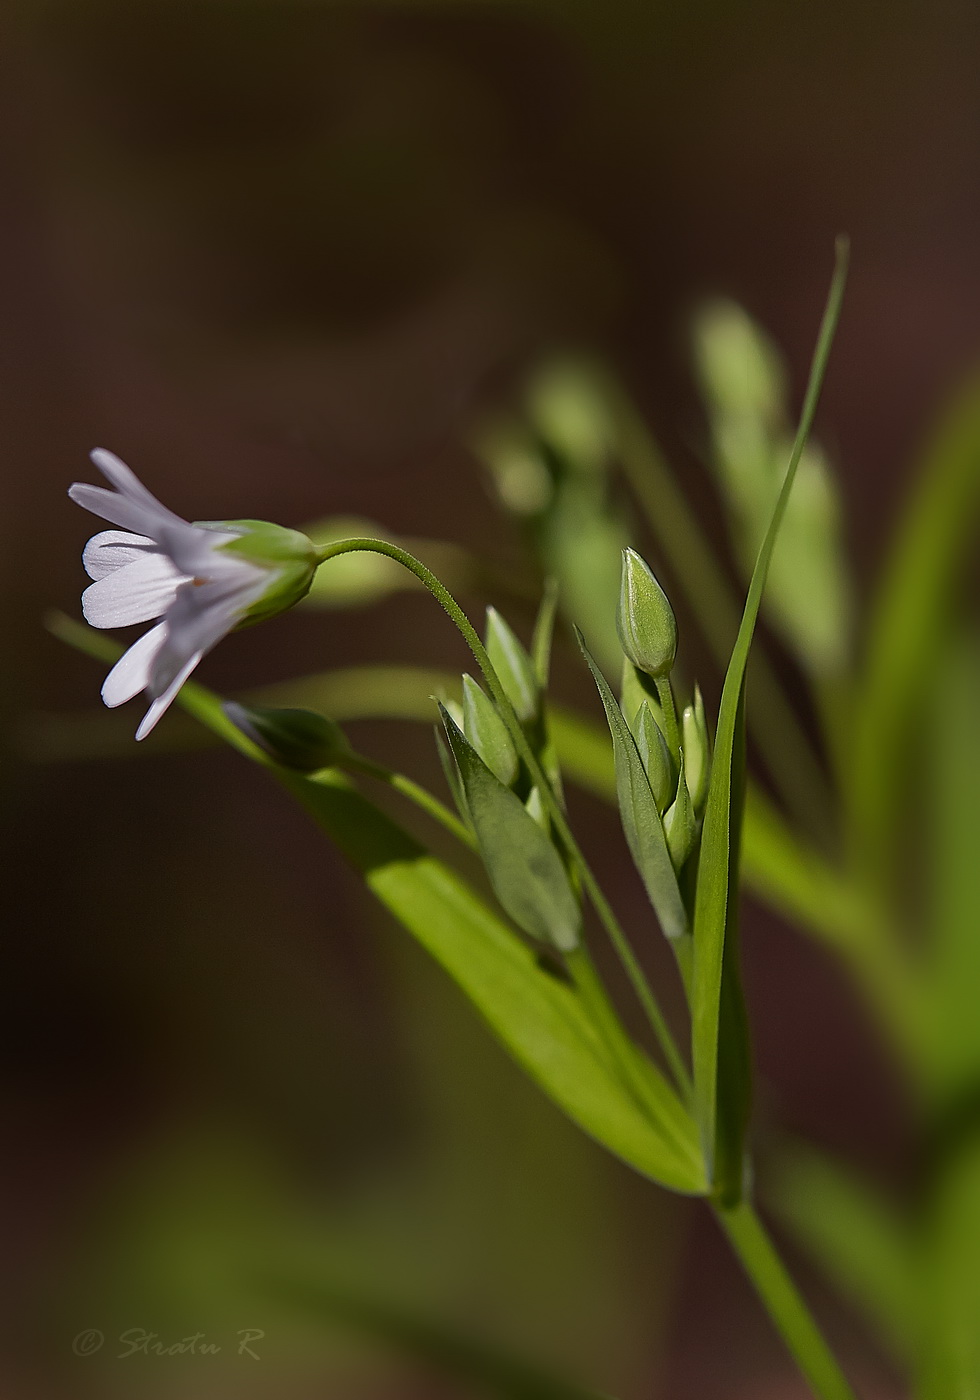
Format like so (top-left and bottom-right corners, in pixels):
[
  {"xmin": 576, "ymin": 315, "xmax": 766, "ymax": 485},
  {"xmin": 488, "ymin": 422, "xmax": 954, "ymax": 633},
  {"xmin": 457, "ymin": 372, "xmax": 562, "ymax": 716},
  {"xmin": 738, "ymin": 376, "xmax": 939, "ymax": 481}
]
[
  {"xmin": 693, "ymin": 241, "xmax": 848, "ymax": 1188},
  {"xmin": 578, "ymin": 632, "xmax": 688, "ymax": 941},
  {"xmin": 442, "ymin": 707, "xmax": 582, "ymax": 953},
  {"xmin": 290, "ymin": 777, "xmax": 703, "ymax": 1193},
  {"xmin": 485, "ymin": 607, "xmax": 539, "ymax": 724},
  {"xmin": 769, "ymin": 1141, "xmax": 917, "ymax": 1366}
]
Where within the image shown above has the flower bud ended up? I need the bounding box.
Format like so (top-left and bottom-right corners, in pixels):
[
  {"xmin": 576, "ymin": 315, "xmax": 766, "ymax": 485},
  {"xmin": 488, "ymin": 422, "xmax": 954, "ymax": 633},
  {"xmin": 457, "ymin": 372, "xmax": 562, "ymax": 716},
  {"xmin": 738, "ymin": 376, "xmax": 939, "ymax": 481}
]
[
  {"xmin": 682, "ymin": 685, "xmax": 711, "ymax": 811},
  {"xmin": 224, "ymin": 703, "xmax": 349, "ymax": 772},
  {"xmin": 663, "ymin": 751, "xmax": 697, "ymax": 871},
  {"xmin": 616, "ymin": 548, "xmax": 677, "ymax": 679},
  {"xmin": 635, "ymin": 701, "xmax": 677, "ymax": 813},
  {"xmin": 461, "ymin": 674, "xmax": 520, "ymax": 789},
  {"xmin": 207, "ymin": 519, "xmax": 320, "ymax": 624},
  {"xmin": 524, "ymin": 786, "xmax": 548, "ymax": 831},
  {"xmin": 485, "ymin": 607, "xmax": 539, "ymax": 724}
]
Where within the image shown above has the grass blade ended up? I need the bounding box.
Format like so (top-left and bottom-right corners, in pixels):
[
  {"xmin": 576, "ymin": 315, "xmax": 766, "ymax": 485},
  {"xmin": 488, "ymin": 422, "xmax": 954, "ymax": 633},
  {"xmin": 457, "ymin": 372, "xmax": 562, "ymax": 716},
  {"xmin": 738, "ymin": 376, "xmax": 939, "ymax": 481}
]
[{"xmin": 692, "ymin": 240, "xmax": 849, "ymax": 1189}]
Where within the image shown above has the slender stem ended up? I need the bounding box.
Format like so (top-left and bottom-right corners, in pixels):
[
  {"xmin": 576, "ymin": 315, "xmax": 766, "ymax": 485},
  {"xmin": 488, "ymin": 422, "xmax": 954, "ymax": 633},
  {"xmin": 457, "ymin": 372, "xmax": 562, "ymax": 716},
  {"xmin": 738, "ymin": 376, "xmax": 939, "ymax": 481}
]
[
  {"xmin": 716, "ymin": 1200, "xmax": 859, "ymax": 1400},
  {"xmin": 315, "ymin": 537, "xmax": 690, "ymax": 1095},
  {"xmin": 343, "ymin": 752, "xmax": 477, "ymax": 850}
]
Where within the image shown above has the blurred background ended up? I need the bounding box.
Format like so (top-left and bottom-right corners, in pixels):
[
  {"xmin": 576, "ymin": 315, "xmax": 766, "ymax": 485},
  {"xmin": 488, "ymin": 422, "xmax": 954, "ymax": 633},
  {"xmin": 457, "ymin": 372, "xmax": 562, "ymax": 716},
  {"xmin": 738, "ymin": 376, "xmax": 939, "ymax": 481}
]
[{"xmin": 4, "ymin": 0, "xmax": 980, "ymax": 1395}]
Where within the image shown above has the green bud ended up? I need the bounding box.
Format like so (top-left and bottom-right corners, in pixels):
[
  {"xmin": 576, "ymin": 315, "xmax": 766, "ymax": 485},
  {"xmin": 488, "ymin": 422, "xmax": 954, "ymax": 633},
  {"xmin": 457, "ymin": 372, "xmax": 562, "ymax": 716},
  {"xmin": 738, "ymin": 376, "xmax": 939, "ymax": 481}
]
[
  {"xmin": 223, "ymin": 703, "xmax": 349, "ymax": 772},
  {"xmin": 663, "ymin": 750, "xmax": 697, "ymax": 871},
  {"xmin": 682, "ymin": 685, "xmax": 711, "ymax": 811},
  {"xmin": 524, "ymin": 786, "xmax": 548, "ymax": 831},
  {"xmin": 635, "ymin": 701, "xmax": 676, "ymax": 812},
  {"xmin": 204, "ymin": 518, "xmax": 319, "ymax": 625},
  {"xmin": 485, "ymin": 607, "xmax": 539, "ymax": 724},
  {"xmin": 617, "ymin": 548, "xmax": 677, "ymax": 679},
  {"xmin": 461, "ymin": 674, "xmax": 520, "ymax": 789}
]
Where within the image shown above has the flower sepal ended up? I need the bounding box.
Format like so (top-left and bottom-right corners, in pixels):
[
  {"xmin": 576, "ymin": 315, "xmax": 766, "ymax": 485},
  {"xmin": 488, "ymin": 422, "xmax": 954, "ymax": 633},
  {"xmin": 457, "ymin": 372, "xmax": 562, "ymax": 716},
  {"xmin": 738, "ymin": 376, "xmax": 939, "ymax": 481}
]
[{"xmin": 205, "ymin": 519, "xmax": 319, "ymax": 623}]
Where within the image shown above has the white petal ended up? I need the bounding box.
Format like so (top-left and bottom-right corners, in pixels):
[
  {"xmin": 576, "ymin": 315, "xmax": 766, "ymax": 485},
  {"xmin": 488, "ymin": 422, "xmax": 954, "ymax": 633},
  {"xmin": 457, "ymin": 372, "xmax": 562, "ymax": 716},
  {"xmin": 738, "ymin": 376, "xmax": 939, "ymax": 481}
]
[
  {"xmin": 83, "ymin": 530, "xmax": 157, "ymax": 581},
  {"xmin": 136, "ymin": 651, "xmax": 204, "ymax": 741},
  {"xmin": 69, "ymin": 482, "xmax": 173, "ymax": 537},
  {"xmin": 154, "ymin": 519, "xmax": 245, "ymax": 579},
  {"xmin": 101, "ymin": 622, "xmax": 168, "ymax": 707},
  {"xmin": 148, "ymin": 571, "xmax": 267, "ymax": 698},
  {"xmin": 90, "ymin": 448, "xmax": 189, "ymax": 528},
  {"xmin": 82, "ymin": 552, "xmax": 188, "ymax": 629}
]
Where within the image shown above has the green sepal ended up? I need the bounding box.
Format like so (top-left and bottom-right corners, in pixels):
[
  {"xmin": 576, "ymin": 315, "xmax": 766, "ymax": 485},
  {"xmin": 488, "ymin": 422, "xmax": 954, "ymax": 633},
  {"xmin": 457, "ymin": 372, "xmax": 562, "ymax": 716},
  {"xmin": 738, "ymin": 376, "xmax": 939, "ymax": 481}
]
[
  {"xmin": 222, "ymin": 703, "xmax": 349, "ymax": 772},
  {"xmin": 524, "ymin": 786, "xmax": 548, "ymax": 831},
  {"xmin": 682, "ymin": 686, "xmax": 711, "ymax": 812},
  {"xmin": 617, "ymin": 548, "xmax": 677, "ymax": 679},
  {"xmin": 578, "ymin": 631, "xmax": 688, "ymax": 941},
  {"xmin": 200, "ymin": 518, "xmax": 319, "ymax": 624},
  {"xmin": 664, "ymin": 749, "xmax": 698, "ymax": 871},
  {"xmin": 485, "ymin": 607, "xmax": 539, "ymax": 725},
  {"xmin": 461, "ymin": 674, "xmax": 520, "ymax": 789},
  {"xmin": 441, "ymin": 706, "xmax": 582, "ymax": 953},
  {"xmin": 635, "ymin": 700, "xmax": 676, "ymax": 812}
]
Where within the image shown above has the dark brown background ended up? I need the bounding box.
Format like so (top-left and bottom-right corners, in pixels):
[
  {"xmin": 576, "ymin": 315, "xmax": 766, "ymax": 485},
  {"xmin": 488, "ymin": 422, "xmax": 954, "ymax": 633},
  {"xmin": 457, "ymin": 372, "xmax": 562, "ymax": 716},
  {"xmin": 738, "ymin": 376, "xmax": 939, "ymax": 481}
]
[{"xmin": 3, "ymin": 1, "xmax": 977, "ymax": 1395}]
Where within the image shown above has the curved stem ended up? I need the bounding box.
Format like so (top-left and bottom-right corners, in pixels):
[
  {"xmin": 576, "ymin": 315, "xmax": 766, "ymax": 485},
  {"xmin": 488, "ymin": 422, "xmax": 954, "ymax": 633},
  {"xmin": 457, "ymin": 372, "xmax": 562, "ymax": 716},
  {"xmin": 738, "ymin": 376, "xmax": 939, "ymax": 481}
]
[
  {"xmin": 715, "ymin": 1200, "xmax": 859, "ymax": 1400},
  {"xmin": 316, "ymin": 537, "xmax": 690, "ymax": 1096}
]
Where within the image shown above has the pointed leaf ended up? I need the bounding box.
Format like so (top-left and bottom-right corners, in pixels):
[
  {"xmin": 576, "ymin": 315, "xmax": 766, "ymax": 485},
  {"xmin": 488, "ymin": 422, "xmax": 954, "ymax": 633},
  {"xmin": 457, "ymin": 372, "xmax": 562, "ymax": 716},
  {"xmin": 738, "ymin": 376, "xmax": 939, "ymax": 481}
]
[{"xmin": 693, "ymin": 242, "xmax": 847, "ymax": 1191}]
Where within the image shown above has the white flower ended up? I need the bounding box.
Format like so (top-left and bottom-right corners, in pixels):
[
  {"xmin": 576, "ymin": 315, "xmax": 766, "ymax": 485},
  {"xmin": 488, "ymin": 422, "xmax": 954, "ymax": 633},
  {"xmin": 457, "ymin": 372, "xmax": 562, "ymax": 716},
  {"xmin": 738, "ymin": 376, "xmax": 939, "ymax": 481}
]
[{"xmin": 70, "ymin": 449, "xmax": 317, "ymax": 740}]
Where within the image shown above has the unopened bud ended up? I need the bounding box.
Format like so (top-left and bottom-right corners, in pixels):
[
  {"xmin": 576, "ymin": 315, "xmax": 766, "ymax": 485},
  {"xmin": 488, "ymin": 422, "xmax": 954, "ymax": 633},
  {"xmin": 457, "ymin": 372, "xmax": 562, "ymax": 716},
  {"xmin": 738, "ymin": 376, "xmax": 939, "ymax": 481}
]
[
  {"xmin": 485, "ymin": 607, "xmax": 539, "ymax": 724},
  {"xmin": 682, "ymin": 685, "xmax": 711, "ymax": 811},
  {"xmin": 224, "ymin": 703, "xmax": 349, "ymax": 772},
  {"xmin": 462, "ymin": 675, "xmax": 520, "ymax": 789},
  {"xmin": 664, "ymin": 751, "xmax": 697, "ymax": 871},
  {"xmin": 524, "ymin": 786, "xmax": 548, "ymax": 831},
  {"xmin": 635, "ymin": 701, "xmax": 677, "ymax": 813},
  {"xmin": 617, "ymin": 548, "xmax": 677, "ymax": 679}
]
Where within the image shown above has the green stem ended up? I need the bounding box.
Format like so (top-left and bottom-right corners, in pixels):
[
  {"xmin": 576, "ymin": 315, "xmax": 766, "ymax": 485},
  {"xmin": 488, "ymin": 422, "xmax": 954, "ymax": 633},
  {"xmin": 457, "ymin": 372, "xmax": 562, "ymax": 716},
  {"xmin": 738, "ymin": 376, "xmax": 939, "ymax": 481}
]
[
  {"xmin": 716, "ymin": 1200, "xmax": 859, "ymax": 1400},
  {"xmin": 315, "ymin": 537, "xmax": 690, "ymax": 1096},
  {"xmin": 342, "ymin": 752, "xmax": 476, "ymax": 850}
]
